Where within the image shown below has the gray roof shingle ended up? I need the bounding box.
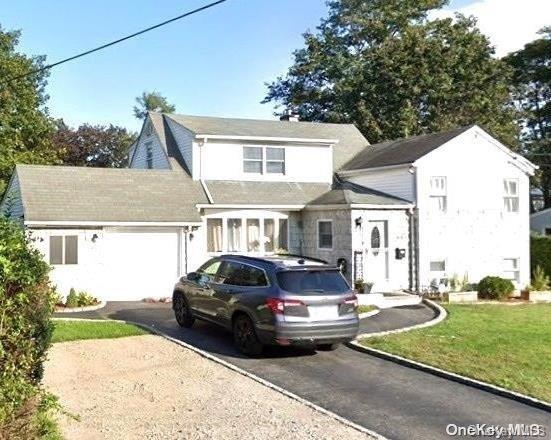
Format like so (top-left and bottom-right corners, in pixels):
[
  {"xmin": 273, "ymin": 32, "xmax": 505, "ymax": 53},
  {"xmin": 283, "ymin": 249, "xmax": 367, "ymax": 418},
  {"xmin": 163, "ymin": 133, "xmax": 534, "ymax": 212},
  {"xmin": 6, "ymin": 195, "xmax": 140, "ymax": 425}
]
[
  {"xmin": 16, "ymin": 165, "xmax": 208, "ymax": 223},
  {"xmin": 341, "ymin": 126, "xmax": 473, "ymax": 171},
  {"xmin": 204, "ymin": 180, "xmax": 331, "ymax": 205},
  {"xmin": 164, "ymin": 114, "xmax": 369, "ymax": 170}
]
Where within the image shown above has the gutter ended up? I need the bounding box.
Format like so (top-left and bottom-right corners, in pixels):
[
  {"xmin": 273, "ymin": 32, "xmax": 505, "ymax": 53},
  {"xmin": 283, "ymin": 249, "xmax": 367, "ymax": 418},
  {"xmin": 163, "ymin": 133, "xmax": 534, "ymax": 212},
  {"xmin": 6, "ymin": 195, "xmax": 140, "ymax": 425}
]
[
  {"xmin": 24, "ymin": 221, "xmax": 203, "ymax": 227},
  {"xmin": 195, "ymin": 134, "xmax": 339, "ymax": 145}
]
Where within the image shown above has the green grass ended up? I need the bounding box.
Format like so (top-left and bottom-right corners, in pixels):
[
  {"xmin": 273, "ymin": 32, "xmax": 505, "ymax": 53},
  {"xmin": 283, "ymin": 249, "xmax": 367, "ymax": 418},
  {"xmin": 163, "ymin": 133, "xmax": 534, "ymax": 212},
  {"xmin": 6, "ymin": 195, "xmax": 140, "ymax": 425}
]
[
  {"xmin": 358, "ymin": 305, "xmax": 377, "ymax": 314},
  {"xmin": 361, "ymin": 304, "xmax": 551, "ymax": 402},
  {"xmin": 52, "ymin": 320, "xmax": 149, "ymax": 343}
]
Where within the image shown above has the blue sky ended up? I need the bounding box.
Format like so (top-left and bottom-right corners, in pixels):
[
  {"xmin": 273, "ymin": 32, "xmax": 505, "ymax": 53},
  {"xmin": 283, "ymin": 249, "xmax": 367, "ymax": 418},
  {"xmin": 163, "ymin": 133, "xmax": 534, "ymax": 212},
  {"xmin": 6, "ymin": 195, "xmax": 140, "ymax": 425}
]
[{"xmin": 2, "ymin": 0, "xmax": 547, "ymax": 132}]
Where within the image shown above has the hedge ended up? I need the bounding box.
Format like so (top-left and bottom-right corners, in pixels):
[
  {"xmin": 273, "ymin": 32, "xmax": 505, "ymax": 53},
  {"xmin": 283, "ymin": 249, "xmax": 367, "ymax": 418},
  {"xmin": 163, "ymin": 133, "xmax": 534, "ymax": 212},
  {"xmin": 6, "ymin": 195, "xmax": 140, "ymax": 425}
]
[
  {"xmin": 0, "ymin": 219, "xmax": 58, "ymax": 439},
  {"xmin": 531, "ymin": 234, "xmax": 551, "ymax": 280}
]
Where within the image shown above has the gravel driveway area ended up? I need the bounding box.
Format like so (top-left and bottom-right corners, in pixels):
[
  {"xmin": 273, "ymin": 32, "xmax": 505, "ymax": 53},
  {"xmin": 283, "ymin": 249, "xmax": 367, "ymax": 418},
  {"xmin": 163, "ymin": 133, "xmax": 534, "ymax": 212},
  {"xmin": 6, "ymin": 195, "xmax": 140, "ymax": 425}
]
[{"xmin": 44, "ymin": 335, "xmax": 372, "ymax": 440}]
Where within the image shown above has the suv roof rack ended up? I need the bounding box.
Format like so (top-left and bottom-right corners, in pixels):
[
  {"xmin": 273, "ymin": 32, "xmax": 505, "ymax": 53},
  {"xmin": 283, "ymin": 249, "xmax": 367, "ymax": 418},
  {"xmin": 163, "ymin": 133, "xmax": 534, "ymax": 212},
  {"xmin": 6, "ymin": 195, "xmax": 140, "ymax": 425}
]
[
  {"xmin": 220, "ymin": 254, "xmax": 277, "ymax": 265},
  {"xmin": 273, "ymin": 253, "xmax": 328, "ymax": 265}
]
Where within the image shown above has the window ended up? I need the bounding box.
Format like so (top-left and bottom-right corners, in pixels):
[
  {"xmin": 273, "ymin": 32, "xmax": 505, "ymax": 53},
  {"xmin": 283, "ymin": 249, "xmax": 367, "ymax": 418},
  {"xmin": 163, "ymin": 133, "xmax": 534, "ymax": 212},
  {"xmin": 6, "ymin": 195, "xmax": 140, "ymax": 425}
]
[
  {"xmin": 277, "ymin": 270, "xmax": 349, "ymax": 294},
  {"xmin": 264, "ymin": 219, "xmax": 274, "ymax": 252},
  {"xmin": 504, "ymin": 179, "xmax": 519, "ymax": 212},
  {"xmin": 318, "ymin": 220, "xmax": 333, "ymax": 249},
  {"xmin": 197, "ymin": 259, "xmax": 221, "ymax": 284},
  {"xmin": 49, "ymin": 235, "xmax": 78, "ymax": 265},
  {"xmin": 227, "ymin": 219, "xmax": 242, "ymax": 252},
  {"xmin": 266, "ymin": 147, "xmax": 285, "ymax": 174},
  {"xmin": 243, "ymin": 146, "xmax": 286, "ymax": 174},
  {"xmin": 429, "ymin": 176, "xmax": 447, "ymax": 212},
  {"xmin": 144, "ymin": 122, "xmax": 153, "ymax": 137},
  {"xmin": 503, "ymin": 258, "xmax": 519, "ymax": 282},
  {"xmin": 207, "ymin": 219, "xmax": 223, "ymax": 252},
  {"xmin": 247, "ymin": 219, "xmax": 260, "ymax": 252},
  {"xmin": 218, "ymin": 261, "xmax": 268, "ymax": 287},
  {"xmin": 430, "ymin": 260, "xmax": 446, "ymax": 272},
  {"xmin": 545, "ymin": 228, "xmax": 551, "ymax": 236},
  {"xmin": 145, "ymin": 143, "xmax": 153, "ymax": 169},
  {"xmin": 278, "ymin": 219, "xmax": 288, "ymax": 250},
  {"xmin": 243, "ymin": 147, "xmax": 263, "ymax": 174}
]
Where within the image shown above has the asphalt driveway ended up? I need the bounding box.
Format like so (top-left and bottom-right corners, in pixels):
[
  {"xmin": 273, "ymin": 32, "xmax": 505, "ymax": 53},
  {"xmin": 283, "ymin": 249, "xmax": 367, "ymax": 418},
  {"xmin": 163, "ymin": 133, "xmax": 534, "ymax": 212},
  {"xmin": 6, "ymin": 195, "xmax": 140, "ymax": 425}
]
[{"xmin": 56, "ymin": 302, "xmax": 550, "ymax": 440}]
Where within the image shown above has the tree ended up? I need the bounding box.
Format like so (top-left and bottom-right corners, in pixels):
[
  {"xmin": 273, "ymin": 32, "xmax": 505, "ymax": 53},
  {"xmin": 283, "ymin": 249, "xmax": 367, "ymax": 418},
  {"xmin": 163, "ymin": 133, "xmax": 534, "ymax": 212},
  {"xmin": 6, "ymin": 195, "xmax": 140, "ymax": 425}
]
[
  {"xmin": 52, "ymin": 120, "xmax": 137, "ymax": 168},
  {"xmin": 504, "ymin": 27, "xmax": 551, "ymax": 209},
  {"xmin": 0, "ymin": 26, "xmax": 59, "ymax": 195},
  {"xmin": 133, "ymin": 91, "xmax": 176, "ymax": 119},
  {"xmin": 264, "ymin": 0, "xmax": 517, "ymax": 146}
]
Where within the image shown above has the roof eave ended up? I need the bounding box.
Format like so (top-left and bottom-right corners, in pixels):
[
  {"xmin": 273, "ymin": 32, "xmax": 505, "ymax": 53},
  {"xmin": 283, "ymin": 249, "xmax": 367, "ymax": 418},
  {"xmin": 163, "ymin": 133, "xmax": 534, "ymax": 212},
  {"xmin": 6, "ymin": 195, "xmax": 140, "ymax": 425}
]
[{"xmin": 195, "ymin": 134, "xmax": 339, "ymax": 145}]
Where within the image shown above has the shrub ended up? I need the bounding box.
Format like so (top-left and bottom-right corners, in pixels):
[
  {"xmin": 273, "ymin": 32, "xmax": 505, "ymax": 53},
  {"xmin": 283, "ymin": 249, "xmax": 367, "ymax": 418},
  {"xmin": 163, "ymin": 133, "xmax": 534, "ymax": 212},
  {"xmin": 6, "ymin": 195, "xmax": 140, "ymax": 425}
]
[
  {"xmin": 531, "ymin": 265, "xmax": 550, "ymax": 291},
  {"xmin": 65, "ymin": 288, "xmax": 79, "ymax": 308},
  {"xmin": 354, "ymin": 279, "xmax": 365, "ymax": 292},
  {"xmin": 531, "ymin": 234, "xmax": 551, "ymax": 281},
  {"xmin": 478, "ymin": 276, "xmax": 515, "ymax": 300},
  {"xmin": 0, "ymin": 219, "xmax": 58, "ymax": 438}
]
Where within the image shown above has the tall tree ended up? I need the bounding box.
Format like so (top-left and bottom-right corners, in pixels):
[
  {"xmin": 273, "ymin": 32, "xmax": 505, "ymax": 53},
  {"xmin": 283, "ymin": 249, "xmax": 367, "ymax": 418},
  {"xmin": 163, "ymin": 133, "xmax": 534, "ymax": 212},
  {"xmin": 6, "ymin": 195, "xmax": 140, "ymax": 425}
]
[
  {"xmin": 505, "ymin": 27, "xmax": 551, "ymax": 210},
  {"xmin": 133, "ymin": 91, "xmax": 176, "ymax": 119},
  {"xmin": 0, "ymin": 26, "xmax": 59, "ymax": 195},
  {"xmin": 264, "ymin": 0, "xmax": 517, "ymax": 146},
  {"xmin": 52, "ymin": 120, "xmax": 137, "ymax": 168}
]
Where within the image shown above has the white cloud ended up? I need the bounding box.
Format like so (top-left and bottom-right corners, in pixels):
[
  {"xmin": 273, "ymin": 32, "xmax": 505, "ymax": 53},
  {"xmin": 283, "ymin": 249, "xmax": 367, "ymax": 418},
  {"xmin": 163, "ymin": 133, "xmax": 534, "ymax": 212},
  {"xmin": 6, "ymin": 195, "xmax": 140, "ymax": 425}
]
[{"xmin": 431, "ymin": 0, "xmax": 551, "ymax": 57}]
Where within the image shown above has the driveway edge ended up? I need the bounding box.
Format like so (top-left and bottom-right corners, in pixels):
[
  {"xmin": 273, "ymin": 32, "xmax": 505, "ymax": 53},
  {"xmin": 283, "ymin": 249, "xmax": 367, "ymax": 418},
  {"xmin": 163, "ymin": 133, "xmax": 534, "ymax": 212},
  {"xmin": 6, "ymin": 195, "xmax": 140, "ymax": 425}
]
[
  {"xmin": 358, "ymin": 308, "xmax": 380, "ymax": 319},
  {"xmin": 348, "ymin": 300, "xmax": 551, "ymax": 412},
  {"xmin": 54, "ymin": 317, "xmax": 386, "ymax": 439}
]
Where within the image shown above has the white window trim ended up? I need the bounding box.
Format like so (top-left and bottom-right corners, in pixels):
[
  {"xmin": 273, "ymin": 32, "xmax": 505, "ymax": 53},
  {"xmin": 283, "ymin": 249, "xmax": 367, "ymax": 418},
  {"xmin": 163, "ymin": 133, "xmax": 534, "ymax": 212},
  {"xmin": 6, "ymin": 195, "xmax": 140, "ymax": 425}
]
[
  {"xmin": 503, "ymin": 178, "xmax": 519, "ymax": 213},
  {"xmin": 502, "ymin": 257, "xmax": 520, "ymax": 282},
  {"xmin": 429, "ymin": 176, "xmax": 447, "ymax": 213},
  {"xmin": 317, "ymin": 219, "xmax": 333, "ymax": 251},
  {"xmin": 243, "ymin": 145, "xmax": 286, "ymax": 175}
]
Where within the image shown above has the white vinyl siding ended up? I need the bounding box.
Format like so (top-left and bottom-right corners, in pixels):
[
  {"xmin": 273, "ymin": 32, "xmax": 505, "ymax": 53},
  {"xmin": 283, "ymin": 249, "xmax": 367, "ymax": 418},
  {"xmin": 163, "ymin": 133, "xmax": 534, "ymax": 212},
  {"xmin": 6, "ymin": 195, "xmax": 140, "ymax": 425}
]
[{"xmin": 345, "ymin": 166, "xmax": 414, "ymax": 201}]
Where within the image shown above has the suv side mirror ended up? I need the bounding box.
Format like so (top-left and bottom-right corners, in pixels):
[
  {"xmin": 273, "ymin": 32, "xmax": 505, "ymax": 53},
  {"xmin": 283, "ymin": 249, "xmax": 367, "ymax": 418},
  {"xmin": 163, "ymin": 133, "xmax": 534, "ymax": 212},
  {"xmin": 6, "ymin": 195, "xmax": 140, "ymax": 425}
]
[{"xmin": 186, "ymin": 272, "xmax": 199, "ymax": 282}]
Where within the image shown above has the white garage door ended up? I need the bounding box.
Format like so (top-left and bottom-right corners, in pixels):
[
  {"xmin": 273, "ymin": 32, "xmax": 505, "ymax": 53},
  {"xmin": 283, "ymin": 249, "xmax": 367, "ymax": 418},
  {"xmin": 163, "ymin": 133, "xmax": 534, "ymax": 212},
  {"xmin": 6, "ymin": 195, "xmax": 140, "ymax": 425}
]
[{"xmin": 101, "ymin": 228, "xmax": 180, "ymax": 301}]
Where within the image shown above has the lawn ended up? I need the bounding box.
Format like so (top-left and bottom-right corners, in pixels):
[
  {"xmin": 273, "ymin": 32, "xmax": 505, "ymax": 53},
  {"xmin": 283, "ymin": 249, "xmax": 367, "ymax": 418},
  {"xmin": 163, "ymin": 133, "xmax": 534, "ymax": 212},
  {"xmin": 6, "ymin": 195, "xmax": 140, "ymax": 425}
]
[
  {"xmin": 52, "ymin": 320, "xmax": 149, "ymax": 343},
  {"xmin": 360, "ymin": 304, "xmax": 551, "ymax": 402},
  {"xmin": 358, "ymin": 305, "xmax": 377, "ymax": 314}
]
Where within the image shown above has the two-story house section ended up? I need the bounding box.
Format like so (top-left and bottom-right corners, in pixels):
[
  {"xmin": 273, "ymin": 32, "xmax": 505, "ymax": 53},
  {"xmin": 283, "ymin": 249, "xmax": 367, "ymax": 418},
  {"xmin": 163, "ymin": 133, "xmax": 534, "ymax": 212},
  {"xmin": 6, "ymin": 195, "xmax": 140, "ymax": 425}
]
[
  {"xmin": 1, "ymin": 113, "xmax": 536, "ymax": 300},
  {"xmin": 339, "ymin": 125, "xmax": 537, "ymax": 291}
]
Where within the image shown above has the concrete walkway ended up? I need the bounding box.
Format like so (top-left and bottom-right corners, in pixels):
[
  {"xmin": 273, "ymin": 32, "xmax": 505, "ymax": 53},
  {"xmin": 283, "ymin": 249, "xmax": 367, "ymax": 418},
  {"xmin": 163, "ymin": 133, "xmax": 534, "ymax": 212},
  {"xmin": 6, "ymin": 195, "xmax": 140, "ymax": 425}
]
[{"xmin": 54, "ymin": 302, "xmax": 550, "ymax": 440}]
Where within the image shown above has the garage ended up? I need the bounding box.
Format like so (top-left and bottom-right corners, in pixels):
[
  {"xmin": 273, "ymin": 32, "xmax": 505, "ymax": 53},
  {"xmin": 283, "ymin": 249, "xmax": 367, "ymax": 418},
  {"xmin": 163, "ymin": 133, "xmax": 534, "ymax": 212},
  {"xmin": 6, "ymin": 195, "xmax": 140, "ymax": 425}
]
[{"xmin": 100, "ymin": 228, "xmax": 181, "ymax": 301}]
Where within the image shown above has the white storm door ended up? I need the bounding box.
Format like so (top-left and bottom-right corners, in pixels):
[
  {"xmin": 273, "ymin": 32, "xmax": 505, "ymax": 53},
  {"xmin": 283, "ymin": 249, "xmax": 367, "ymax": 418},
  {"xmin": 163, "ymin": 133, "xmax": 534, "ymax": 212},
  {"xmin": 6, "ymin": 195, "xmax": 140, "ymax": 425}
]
[{"xmin": 365, "ymin": 221, "xmax": 389, "ymax": 290}]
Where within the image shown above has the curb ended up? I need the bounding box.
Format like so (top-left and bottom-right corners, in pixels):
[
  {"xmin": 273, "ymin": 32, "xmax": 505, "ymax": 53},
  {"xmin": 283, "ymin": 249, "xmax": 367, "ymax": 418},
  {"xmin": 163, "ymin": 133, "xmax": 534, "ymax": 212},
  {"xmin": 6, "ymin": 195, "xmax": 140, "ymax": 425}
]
[
  {"xmin": 358, "ymin": 308, "xmax": 380, "ymax": 319},
  {"xmin": 355, "ymin": 298, "xmax": 445, "ymax": 339},
  {"xmin": 349, "ymin": 300, "xmax": 551, "ymax": 413},
  {"xmin": 52, "ymin": 316, "xmax": 386, "ymax": 439},
  {"xmin": 54, "ymin": 301, "xmax": 106, "ymax": 314}
]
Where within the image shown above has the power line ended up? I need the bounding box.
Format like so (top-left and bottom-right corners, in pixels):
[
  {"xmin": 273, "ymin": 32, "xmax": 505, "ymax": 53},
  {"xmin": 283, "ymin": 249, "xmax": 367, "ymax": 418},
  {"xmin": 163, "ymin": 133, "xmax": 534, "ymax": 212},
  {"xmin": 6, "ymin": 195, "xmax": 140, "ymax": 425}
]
[{"xmin": 1, "ymin": 0, "xmax": 227, "ymax": 86}]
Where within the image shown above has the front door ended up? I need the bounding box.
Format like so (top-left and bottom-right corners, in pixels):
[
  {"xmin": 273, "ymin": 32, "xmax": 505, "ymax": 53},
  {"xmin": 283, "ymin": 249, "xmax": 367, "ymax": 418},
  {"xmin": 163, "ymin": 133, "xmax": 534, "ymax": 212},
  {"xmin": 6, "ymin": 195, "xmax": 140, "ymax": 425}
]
[{"xmin": 365, "ymin": 220, "xmax": 389, "ymax": 292}]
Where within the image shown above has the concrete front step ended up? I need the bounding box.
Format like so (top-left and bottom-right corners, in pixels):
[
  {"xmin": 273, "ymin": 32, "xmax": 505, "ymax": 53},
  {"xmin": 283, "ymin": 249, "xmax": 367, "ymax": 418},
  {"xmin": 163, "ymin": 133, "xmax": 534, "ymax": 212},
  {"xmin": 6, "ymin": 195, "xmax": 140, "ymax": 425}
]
[{"xmin": 357, "ymin": 292, "xmax": 422, "ymax": 309}]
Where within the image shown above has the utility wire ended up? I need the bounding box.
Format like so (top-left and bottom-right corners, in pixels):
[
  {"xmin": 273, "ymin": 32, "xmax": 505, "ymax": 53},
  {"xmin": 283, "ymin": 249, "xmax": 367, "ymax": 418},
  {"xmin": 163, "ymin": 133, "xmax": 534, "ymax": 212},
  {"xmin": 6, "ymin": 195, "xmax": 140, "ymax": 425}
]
[{"xmin": 1, "ymin": 0, "xmax": 227, "ymax": 86}]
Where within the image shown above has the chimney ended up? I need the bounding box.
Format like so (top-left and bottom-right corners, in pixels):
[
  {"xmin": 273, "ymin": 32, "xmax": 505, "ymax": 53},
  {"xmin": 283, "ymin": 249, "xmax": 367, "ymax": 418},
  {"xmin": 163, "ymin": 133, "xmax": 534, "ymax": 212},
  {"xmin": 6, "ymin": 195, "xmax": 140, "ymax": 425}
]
[{"xmin": 280, "ymin": 109, "xmax": 300, "ymax": 122}]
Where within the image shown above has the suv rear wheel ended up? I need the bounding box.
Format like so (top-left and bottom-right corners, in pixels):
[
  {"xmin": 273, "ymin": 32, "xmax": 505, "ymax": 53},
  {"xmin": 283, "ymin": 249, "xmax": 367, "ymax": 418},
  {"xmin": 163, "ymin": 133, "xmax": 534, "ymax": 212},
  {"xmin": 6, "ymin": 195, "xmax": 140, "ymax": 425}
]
[
  {"xmin": 173, "ymin": 293, "xmax": 195, "ymax": 328},
  {"xmin": 233, "ymin": 314, "xmax": 263, "ymax": 356},
  {"xmin": 317, "ymin": 343, "xmax": 340, "ymax": 351}
]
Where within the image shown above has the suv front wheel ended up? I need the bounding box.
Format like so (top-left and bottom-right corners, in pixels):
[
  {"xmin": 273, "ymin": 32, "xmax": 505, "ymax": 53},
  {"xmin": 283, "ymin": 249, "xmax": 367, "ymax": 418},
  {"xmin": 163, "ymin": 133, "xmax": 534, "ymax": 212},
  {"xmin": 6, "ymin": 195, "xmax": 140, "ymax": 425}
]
[
  {"xmin": 233, "ymin": 314, "xmax": 263, "ymax": 356},
  {"xmin": 173, "ymin": 293, "xmax": 195, "ymax": 328}
]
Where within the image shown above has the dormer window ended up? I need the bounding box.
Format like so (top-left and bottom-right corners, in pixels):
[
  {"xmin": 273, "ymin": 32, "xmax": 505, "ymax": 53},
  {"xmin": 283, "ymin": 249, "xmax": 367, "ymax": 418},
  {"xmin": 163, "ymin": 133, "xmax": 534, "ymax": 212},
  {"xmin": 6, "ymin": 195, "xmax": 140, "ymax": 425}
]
[{"xmin": 243, "ymin": 146, "xmax": 285, "ymax": 175}]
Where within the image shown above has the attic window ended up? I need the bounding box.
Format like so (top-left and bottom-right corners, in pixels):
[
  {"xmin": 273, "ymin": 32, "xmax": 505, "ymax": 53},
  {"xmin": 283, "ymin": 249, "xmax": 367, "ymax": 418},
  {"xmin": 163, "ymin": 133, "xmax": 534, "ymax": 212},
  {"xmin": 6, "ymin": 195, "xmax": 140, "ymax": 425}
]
[
  {"xmin": 145, "ymin": 122, "xmax": 153, "ymax": 137},
  {"xmin": 146, "ymin": 143, "xmax": 153, "ymax": 169}
]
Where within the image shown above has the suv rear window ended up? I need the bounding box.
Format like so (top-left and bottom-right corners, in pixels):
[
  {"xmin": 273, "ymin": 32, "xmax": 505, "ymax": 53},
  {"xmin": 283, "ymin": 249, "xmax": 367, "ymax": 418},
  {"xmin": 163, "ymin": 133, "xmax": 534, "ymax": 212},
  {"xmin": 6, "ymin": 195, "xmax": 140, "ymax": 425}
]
[{"xmin": 276, "ymin": 270, "xmax": 349, "ymax": 294}]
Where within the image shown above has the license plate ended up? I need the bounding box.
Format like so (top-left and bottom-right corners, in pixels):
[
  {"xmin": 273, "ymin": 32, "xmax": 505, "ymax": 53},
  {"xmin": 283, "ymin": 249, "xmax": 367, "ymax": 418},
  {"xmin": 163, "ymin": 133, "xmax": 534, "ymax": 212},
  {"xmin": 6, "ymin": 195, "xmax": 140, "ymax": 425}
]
[{"xmin": 308, "ymin": 305, "xmax": 338, "ymax": 321}]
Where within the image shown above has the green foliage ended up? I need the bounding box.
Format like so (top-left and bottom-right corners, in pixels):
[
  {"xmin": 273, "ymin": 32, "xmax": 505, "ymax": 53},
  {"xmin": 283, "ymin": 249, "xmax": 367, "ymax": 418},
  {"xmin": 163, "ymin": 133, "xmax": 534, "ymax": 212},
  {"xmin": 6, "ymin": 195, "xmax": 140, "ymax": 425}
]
[
  {"xmin": 51, "ymin": 119, "xmax": 137, "ymax": 168},
  {"xmin": 477, "ymin": 276, "xmax": 515, "ymax": 300},
  {"xmin": 63, "ymin": 288, "xmax": 98, "ymax": 308},
  {"xmin": 264, "ymin": 0, "xmax": 517, "ymax": 146},
  {"xmin": 530, "ymin": 234, "xmax": 551, "ymax": 281},
  {"xmin": 133, "ymin": 91, "xmax": 176, "ymax": 120},
  {"xmin": 531, "ymin": 265, "xmax": 550, "ymax": 292},
  {"xmin": 0, "ymin": 218, "xmax": 57, "ymax": 438},
  {"xmin": 0, "ymin": 25, "xmax": 60, "ymax": 197},
  {"xmin": 52, "ymin": 320, "xmax": 148, "ymax": 343},
  {"xmin": 504, "ymin": 28, "xmax": 551, "ymax": 209}
]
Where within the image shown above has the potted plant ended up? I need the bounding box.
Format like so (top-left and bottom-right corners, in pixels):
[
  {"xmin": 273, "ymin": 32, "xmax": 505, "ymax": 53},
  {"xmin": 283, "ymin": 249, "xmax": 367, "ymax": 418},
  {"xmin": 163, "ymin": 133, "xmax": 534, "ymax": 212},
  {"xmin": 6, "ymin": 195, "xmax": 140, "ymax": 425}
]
[{"xmin": 526, "ymin": 266, "xmax": 551, "ymax": 302}]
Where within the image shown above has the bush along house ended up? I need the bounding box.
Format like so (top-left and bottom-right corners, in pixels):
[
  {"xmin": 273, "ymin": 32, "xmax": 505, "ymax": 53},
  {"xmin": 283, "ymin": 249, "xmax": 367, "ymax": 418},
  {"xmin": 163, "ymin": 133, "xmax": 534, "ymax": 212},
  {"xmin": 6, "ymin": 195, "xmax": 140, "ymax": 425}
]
[{"xmin": 1, "ymin": 112, "xmax": 537, "ymax": 300}]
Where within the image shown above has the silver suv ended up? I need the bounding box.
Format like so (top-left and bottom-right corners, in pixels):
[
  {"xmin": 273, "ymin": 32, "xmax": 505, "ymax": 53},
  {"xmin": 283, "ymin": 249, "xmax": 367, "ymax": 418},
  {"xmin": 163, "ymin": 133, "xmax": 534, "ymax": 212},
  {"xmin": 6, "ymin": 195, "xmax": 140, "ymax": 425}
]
[{"xmin": 172, "ymin": 254, "xmax": 359, "ymax": 356}]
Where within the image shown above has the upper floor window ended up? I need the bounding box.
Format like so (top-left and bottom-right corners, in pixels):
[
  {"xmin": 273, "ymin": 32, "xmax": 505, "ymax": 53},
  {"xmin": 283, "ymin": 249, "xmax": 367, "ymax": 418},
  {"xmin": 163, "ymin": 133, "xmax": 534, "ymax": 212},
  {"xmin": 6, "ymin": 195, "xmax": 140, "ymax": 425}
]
[
  {"xmin": 503, "ymin": 179, "xmax": 519, "ymax": 212},
  {"xmin": 243, "ymin": 146, "xmax": 285, "ymax": 175},
  {"xmin": 146, "ymin": 143, "xmax": 153, "ymax": 169},
  {"xmin": 318, "ymin": 220, "xmax": 333, "ymax": 250},
  {"xmin": 49, "ymin": 235, "xmax": 78, "ymax": 265},
  {"xmin": 429, "ymin": 176, "xmax": 447, "ymax": 212}
]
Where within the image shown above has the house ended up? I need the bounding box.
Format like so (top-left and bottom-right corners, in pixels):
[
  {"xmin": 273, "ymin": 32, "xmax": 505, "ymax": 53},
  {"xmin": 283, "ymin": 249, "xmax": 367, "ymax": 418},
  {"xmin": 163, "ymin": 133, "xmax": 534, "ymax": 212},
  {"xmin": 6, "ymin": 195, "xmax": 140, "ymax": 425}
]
[
  {"xmin": 0, "ymin": 113, "xmax": 537, "ymax": 300},
  {"xmin": 531, "ymin": 208, "xmax": 551, "ymax": 235}
]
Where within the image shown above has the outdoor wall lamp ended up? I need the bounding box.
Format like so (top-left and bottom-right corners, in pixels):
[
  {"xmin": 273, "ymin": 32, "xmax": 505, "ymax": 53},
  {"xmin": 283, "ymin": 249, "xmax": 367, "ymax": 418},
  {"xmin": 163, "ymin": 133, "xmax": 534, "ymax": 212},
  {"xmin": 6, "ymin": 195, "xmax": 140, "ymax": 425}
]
[
  {"xmin": 91, "ymin": 233, "xmax": 98, "ymax": 243},
  {"xmin": 355, "ymin": 217, "xmax": 363, "ymax": 227}
]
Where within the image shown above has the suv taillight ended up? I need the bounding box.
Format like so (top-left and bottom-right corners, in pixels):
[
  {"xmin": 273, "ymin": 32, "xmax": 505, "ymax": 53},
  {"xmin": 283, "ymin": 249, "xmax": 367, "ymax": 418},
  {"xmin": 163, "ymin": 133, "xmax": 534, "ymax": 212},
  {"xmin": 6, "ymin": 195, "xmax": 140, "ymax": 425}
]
[
  {"xmin": 266, "ymin": 298, "xmax": 305, "ymax": 315},
  {"xmin": 344, "ymin": 295, "xmax": 358, "ymax": 308}
]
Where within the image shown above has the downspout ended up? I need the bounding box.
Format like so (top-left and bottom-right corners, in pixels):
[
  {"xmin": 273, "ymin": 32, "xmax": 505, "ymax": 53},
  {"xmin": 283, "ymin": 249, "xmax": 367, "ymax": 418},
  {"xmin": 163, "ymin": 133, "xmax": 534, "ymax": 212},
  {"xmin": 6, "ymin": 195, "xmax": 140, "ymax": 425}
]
[{"xmin": 410, "ymin": 166, "xmax": 420, "ymax": 292}]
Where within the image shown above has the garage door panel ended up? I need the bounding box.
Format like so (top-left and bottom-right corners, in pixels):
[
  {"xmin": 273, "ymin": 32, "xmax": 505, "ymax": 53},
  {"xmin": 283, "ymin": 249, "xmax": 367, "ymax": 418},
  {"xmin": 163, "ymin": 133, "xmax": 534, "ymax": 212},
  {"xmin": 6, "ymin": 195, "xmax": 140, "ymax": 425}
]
[{"xmin": 102, "ymin": 229, "xmax": 179, "ymax": 301}]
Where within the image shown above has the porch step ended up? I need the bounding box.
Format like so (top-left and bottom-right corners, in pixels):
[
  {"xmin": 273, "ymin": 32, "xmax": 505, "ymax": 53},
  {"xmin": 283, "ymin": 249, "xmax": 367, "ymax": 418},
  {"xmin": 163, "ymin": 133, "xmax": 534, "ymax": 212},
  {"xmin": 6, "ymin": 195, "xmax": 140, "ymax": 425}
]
[{"xmin": 357, "ymin": 292, "xmax": 422, "ymax": 309}]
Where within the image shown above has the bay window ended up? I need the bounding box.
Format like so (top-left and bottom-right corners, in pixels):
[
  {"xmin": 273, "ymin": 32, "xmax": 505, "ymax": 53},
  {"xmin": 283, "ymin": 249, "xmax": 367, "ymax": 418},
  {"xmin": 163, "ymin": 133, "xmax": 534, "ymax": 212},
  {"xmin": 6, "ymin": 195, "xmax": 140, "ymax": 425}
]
[
  {"xmin": 264, "ymin": 219, "xmax": 275, "ymax": 252},
  {"xmin": 247, "ymin": 219, "xmax": 260, "ymax": 252},
  {"xmin": 207, "ymin": 219, "xmax": 223, "ymax": 252},
  {"xmin": 227, "ymin": 219, "xmax": 242, "ymax": 252}
]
